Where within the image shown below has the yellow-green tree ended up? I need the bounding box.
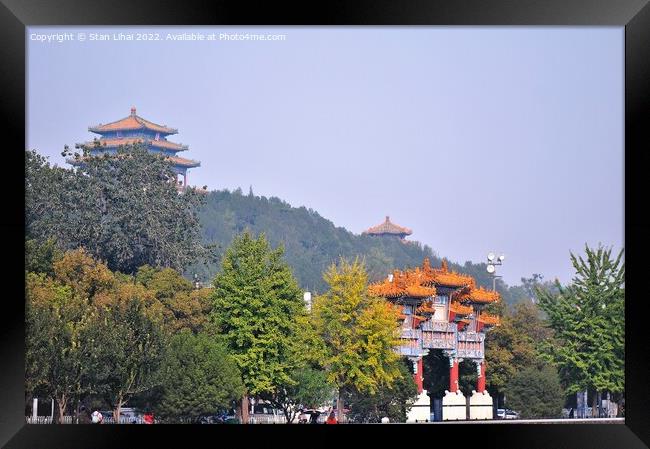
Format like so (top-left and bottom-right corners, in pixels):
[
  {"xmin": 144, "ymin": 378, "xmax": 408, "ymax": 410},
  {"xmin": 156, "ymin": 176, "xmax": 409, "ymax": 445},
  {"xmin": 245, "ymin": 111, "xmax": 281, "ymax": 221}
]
[{"xmin": 312, "ymin": 258, "xmax": 402, "ymax": 421}]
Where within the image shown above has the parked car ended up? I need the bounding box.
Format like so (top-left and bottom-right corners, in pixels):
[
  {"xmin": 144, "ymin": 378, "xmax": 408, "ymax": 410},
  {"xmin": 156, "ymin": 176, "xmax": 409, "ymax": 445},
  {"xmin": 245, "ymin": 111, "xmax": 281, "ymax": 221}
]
[{"xmin": 496, "ymin": 409, "xmax": 519, "ymax": 419}]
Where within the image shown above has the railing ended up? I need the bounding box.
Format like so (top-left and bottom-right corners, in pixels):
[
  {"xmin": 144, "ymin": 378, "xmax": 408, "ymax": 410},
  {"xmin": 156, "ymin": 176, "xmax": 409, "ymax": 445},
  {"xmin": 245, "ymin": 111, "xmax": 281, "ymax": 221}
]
[
  {"xmin": 457, "ymin": 331, "xmax": 485, "ymax": 342},
  {"xmin": 26, "ymin": 416, "xmax": 72, "ymax": 424},
  {"xmin": 421, "ymin": 321, "xmax": 456, "ymax": 332},
  {"xmin": 247, "ymin": 414, "xmax": 287, "ymax": 424},
  {"xmin": 400, "ymin": 329, "xmax": 421, "ymax": 339}
]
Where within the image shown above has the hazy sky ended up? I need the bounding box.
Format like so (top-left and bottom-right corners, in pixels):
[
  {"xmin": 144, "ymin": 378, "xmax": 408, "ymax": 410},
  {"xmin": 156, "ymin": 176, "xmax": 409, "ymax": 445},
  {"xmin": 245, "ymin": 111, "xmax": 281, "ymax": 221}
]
[{"xmin": 27, "ymin": 26, "xmax": 624, "ymax": 285}]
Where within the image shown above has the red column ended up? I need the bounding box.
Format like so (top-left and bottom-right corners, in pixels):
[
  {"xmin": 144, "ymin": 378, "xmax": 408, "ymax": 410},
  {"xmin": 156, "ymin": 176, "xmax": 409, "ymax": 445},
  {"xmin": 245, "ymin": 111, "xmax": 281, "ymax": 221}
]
[
  {"xmin": 449, "ymin": 358, "xmax": 459, "ymax": 392},
  {"xmin": 413, "ymin": 358, "xmax": 424, "ymax": 394},
  {"xmin": 477, "ymin": 361, "xmax": 486, "ymax": 393}
]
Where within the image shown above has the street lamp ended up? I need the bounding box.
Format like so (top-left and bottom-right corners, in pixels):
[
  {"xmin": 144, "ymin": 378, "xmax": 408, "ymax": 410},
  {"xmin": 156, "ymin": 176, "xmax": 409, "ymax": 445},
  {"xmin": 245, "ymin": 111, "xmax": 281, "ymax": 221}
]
[{"xmin": 486, "ymin": 253, "xmax": 505, "ymax": 292}]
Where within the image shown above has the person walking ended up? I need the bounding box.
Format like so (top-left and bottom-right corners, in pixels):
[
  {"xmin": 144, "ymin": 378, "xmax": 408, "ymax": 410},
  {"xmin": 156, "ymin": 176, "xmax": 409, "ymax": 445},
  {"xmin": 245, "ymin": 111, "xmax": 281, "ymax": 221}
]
[
  {"xmin": 325, "ymin": 411, "xmax": 338, "ymax": 424},
  {"xmin": 91, "ymin": 410, "xmax": 103, "ymax": 424}
]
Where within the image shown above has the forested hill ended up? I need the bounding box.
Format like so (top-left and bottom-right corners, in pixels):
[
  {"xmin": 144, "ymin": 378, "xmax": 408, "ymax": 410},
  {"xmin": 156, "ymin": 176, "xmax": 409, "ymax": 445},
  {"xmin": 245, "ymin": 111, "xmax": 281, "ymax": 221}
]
[{"xmin": 189, "ymin": 188, "xmax": 524, "ymax": 303}]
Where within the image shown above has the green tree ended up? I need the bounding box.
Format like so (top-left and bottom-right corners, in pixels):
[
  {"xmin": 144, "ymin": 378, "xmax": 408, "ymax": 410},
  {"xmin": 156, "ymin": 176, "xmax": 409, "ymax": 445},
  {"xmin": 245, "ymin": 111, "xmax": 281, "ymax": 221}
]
[
  {"xmin": 210, "ymin": 231, "xmax": 305, "ymax": 423},
  {"xmin": 26, "ymin": 273, "xmax": 90, "ymax": 423},
  {"xmin": 26, "ymin": 146, "xmax": 205, "ymax": 274},
  {"xmin": 537, "ymin": 244, "xmax": 624, "ymax": 416},
  {"xmin": 25, "ymin": 249, "xmax": 119, "ymax": 422},
  {"xmin": 344, "ymin": 358, "xmax": 418, "ymax": 423},
  {"xmin": 485, "ymin": 301, "xmax": 554, "ymax": 408},
  {"xmin": 25, "ymin": 238, "xmax": 62, "ymax": 277},
  {"xmin": 312, "ymin": 258, "xmax": 402, "ymax": 421},
  {"xmin": 155, "ymin": 330, "xmax": 244, "ymax": 422},
  {"xmin": 507, "ymin": 365, "xmax": 564, "ymax": 418},
  {"xmin": 90, "ymin": 285, "xmax": 167, "ymax": 421},
  {"xmin": 264, "ymin": 367, "xmax": 335, "ymax": 423}
]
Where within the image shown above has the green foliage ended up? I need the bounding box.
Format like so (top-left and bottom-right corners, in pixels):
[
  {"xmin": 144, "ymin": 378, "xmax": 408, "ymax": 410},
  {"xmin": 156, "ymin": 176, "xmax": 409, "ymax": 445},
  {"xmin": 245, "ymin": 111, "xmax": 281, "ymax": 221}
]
[
  {"xmin": 344, "ymin": 358, "xmax": 418, "ymax": 423},
  {"xmin": 537, "ymin": 244, "xmax": 624, "ymax": 395},
  {"xmin": 155, "ymin": 331, "xmax": 244, "ymax": 422},
  {"xmin": 507, "ymin": 366, "xmax": 564, "ymax": 418},
  {"xmin": 25, "ymin": 238, "xmax": 63, "ymax": 277},
  {"xmin": 264, "ymin": 367, "xmax": 335, "ymax": 423},
  {"xmin": 85, "ymin": 282, "xmax": 167, "ymax": 420},
  {"xmin": 485, "ymin": 301, "xmax": 554, "ymax": 398},
  {"xmin": 25, "ymin": 147, "xmax": 205, "ymax": 274},
  {"xmin": 25, "ymin": 272, "xmax": 92, "ymax": 422},
  {"xmin": 210, "ymin": 232, "xmax": 306, "ymax": 397}
]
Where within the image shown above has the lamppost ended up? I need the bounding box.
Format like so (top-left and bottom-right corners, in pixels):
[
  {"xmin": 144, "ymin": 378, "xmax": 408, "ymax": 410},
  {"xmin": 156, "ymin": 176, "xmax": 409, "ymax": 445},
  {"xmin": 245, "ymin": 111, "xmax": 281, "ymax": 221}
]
[{"xmin": 486, "ymin": 252, "xmax": 505, "ymax": 292}]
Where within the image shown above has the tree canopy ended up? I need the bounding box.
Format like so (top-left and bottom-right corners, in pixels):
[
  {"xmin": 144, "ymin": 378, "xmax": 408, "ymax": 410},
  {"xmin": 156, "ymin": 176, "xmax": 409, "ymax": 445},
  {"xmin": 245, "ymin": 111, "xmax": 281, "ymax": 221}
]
[
  {"xmin": 537, "ymin": 245, "xmax": 624, "ymax": 396},
  {"xmin": 311, "ymin": 258, "xmax": 403, "ymax": 420},
  {"xmin": 26, "ymin": 146, "xmax": 205, "ymax": 274},
  {"xmin": 209, "ymin": 231, "xmax": 306, "ymax": 421},
  {"xmin": 155, "ymin": 331, "xmax": 244, "ymax": 422}
]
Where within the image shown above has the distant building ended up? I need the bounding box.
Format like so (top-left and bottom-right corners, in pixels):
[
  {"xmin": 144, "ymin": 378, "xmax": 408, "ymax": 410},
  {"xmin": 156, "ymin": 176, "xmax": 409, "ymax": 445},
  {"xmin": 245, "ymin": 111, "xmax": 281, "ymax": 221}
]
[
  {"xmin": 363, "ymin": 216, "xmax": 412, "ymax": 240},
  {"xmin": 69, "ymin": 107, "xmax": 200, "ymax": 187}
]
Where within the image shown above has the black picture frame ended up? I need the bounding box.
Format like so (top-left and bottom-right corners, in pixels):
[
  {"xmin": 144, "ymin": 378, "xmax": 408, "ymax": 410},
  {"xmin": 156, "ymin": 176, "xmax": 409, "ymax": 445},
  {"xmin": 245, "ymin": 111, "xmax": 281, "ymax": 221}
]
[{"xmin": 1, "ymin": 1, "xmax": 648, "ymax": 447}]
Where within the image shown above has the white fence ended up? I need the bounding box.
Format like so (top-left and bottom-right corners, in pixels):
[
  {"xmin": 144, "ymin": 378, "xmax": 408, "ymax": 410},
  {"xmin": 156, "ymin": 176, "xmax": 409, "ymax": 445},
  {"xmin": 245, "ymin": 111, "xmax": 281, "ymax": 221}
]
[{"xmin": 26, "ymin": 416, "xmax": 73, "ymax": 424}]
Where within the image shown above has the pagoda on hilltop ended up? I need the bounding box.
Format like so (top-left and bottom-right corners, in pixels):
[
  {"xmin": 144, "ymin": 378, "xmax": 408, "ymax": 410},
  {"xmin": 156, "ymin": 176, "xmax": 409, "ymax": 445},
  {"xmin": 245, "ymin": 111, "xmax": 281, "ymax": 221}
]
[
  {"xmin": 368, "ymin": 258, "xmax": 501, "ymax": 422},
  {"xmin": 363, "ymin": 216, "xmax": 412, "ymax": 240},
  {"xmin": 69, "ymin": 107, "xmax": 200, "ymax": 187}
]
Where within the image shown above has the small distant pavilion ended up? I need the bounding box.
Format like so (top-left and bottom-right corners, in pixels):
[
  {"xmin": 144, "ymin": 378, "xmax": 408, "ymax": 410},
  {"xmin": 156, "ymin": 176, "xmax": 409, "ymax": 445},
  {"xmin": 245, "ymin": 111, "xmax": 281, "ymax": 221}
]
[{"xmin": 363, "ymin": 216, "xmax": 413, "ymax": 240}]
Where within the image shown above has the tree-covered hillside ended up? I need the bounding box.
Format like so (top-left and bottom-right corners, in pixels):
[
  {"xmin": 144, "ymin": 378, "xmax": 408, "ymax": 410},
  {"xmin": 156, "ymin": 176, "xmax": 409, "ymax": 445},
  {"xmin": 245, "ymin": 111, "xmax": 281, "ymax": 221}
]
[{"xmin": 189, "ymin": 188, "xmax": 526, "ymax": 304}]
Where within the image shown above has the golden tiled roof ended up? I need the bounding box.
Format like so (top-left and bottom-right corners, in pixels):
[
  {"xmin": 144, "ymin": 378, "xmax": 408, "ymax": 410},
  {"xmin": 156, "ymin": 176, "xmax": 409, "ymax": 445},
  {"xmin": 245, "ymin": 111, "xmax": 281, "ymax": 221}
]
[
  {"xmin": 80, "ymin": 138, "xmax": 188, "ymax": 152},
  {"xmin": 89, "ymin": 107, "xmax": 178, "ymax": 135},
  {"xmin": 363, "ymin": 216, "xmax": 412, "ymax": 236},
  {"xmin": 456, "ymin": 286, "xmax": 500, "ymax": 304},
  {"xmin": 168, "ymin": 155, "xmax": 201, "ymax": 168},
  {"xmin": 419, "ymin": 258, "xmax": 475, "ymax": 289},
  {"xmin": 416, "ymin": 300, "xmax": 436, "ymax": 314},
  {"xmin": 449, "ymin": 301, "xmax": 473, "ymax": 316},
  {"xmin": 477, "ymin": 312, "xmax": 501, "ymax": 326},
  {"xmin": 368, "ymin": 269, "xmax": 436, "ymax": 299}
]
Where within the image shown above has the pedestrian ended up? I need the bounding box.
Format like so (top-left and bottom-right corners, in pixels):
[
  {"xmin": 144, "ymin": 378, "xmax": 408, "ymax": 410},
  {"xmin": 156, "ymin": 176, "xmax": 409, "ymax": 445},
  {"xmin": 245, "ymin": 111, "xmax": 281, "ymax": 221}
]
[
  {"xmin": 325, "ymin": 411, "xmax": 338, "ymax": 424},
  {"xmin": 569, "ymin": 408, "xmax": 574, "ymax": 419},
  {"xmin": 91, "ymin": 410, "xmax": 103, "ymax": 424},
  {"xmin": 143, "ymin": 411, "xmax": 154, "ymax": 424},
  {"xmin": 310, "ymin": 410, "xmax": 321, "ymax": 424}
]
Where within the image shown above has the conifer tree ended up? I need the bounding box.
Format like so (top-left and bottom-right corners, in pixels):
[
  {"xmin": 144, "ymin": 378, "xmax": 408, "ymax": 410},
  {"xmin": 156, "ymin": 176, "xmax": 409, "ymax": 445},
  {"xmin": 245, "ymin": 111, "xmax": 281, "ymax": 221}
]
[{"xmin": 537, "ymin": 244, "xmax": 624, "ymax": 415}]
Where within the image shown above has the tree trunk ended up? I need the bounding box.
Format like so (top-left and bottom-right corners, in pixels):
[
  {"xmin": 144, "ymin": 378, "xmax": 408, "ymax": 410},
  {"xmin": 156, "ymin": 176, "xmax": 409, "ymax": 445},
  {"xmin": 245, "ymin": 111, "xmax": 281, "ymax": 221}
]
[
  {"xmin": 337, "ymin": 391, "xmax": 343, "ymax": 422},
  {"xmin": 56, "ymin": 395, "xmax": 67, "ymax": 424},
  {"xmin": 114, "ymin": 395, "xmax": 123, "ymax": 423},
  {"xmin": 597, "ymin": 391, "xmax": 602, "ymax": 417},
  {"xmin": 591, "ymin": 391, "xmax": 598, "ymax": 418},
  {"xmin": 241, "ymin": 395, "xmax": 250, "ymax": 424}
]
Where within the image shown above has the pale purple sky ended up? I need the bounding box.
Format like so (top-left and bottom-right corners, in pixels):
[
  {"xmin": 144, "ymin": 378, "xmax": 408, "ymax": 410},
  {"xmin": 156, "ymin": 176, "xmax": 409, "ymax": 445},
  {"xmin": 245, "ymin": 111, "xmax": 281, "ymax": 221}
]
[{"xmin": 26, "ymin": 26, "xmax": 624, "ymax": 285}]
